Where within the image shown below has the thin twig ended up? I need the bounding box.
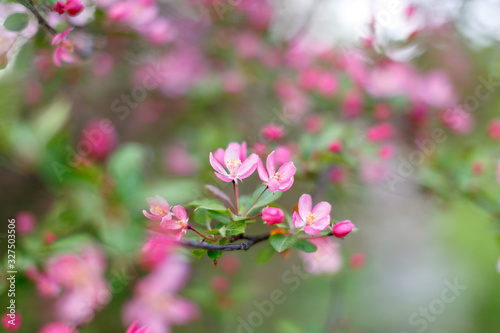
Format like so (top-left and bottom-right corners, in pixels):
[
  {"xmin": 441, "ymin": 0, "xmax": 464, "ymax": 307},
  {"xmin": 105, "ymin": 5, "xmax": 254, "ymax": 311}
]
[
  {"xmin": 178, "ymin": 233, "xmax": 270, "ymax": 251},
  {"xmin": 243, "ymin": 186, "xmax": 267, "ymax": 217},
  {"xmin": 15, "ymin": 0, "xmax": 57, "ymax": 35}
]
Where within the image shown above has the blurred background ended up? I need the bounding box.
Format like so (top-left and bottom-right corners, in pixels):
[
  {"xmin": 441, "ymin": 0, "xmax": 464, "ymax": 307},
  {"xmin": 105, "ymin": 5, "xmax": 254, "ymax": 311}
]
[{"xmin": 2, "ymin": 0, "xmax": 500, "ymax": 332}]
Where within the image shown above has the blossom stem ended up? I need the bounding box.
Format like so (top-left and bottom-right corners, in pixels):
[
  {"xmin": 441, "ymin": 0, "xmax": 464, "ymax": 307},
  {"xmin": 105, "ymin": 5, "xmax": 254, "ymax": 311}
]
[
  {"xmin": 188, "ymin": 224, "xmax": 215, "ymax": 241},
  {"xmin": 233, "ymin": 181, "xmax": 239, "ymax": 215},
  {"xmin": 243, "ymin": 187, "xmax": 268, "ymax": 217}
]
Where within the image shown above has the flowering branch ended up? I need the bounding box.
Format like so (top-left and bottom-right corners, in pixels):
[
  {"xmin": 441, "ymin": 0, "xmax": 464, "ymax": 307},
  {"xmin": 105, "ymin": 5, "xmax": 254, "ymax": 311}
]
[
  {"xmin": 14, "ymin": 0, "xmax": 57, "ymax": 35},
  {"xmin": 178, "ymin": 233, "xmax": 270, "ymax": 251}
]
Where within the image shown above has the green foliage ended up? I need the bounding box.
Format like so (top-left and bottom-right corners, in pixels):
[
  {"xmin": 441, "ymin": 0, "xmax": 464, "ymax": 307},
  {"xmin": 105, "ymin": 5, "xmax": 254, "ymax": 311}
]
[
  {"xmin": 269, "ymin": 233, "xmax": 297, "ymax": 253},
  {"xmin": 293, "ymin": 239, "xmax": 317, "ymax": 253},
  {"xmin": 219, "ymin": 220, "xmax": 246, "ymax": 237},
  {"xmin": 256, "ymin": 244, "xmax": 275, "ymax": 264},
  {"xmin": 4, "ymin": 12, "xmax": 29, "ymax": 31}
]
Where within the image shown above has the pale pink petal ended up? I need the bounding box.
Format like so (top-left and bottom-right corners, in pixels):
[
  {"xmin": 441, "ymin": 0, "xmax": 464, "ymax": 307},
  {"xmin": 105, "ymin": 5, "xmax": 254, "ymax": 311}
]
[
  {"xmin": 266, "ymin": 150, "xmax": 276, "ymax": 175},
  {"xmin": 240, "ymin": 142, "xmax": 247, "ymax": 161},
  {"xmin": 311, "ymin": 215, "xmax": 331, "ymax": 231},
  {"xmin": 257, "ymin": 158, "xmax": 269, "ymax": 182},
  {"xmin": 210, "ymin": 152, "xmax": 228, "ymax": 175},
  {"xmin": 267, "ymin": 178, "xmax": 280, "ymax": 191},
  {"xmin": 224, "ymin": 143, "xmax": 240, "ymax": 169},
  {"xmin": 304, "ymin": 224, "xmax": 322, "ymax": 235},
  {"xmin": 214, "ymin": 172, "xmax": 234, "ymax": 182},
  {"xmin": 143, "ymin": 210, "xmax": 161, "ymax": 220},
  {"xmin": 292, "ymin": 211, "xmax": 304, "ymax": 228},
  {"xmin": 312, "ymin": 201, "xmax": 331, "ymax": 219},
  {"xmin": 237, "ymin": 153, "xmax": 258, "ymax": 179},
  {"xmin": 165, "ymin": 297, "xmax": 199, "ymax": 324},
  {"xmin": 172, "ymin": 205, "xmax": 187, "ymax": 221},
  {"xmin": 277, "ymin": 161, "xmax": 296, "ymax": 180},
  {"xmin": 278, "ymin": 177, "xmax": 294, "ymax": 191},
  {"xmin": 160, "ymin": 217, "xmax": 180, "ymax": 230},
  {"xmin": 298, "ymin": 194, "xmax": 312, "ymax": 220},
  {"xmin": 214, "ymin": 148, "xmax": 225, "ymax": 165}
]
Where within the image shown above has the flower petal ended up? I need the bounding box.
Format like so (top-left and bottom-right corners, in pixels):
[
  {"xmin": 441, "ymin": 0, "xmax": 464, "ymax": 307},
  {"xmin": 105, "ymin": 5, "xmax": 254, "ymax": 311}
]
[
  {"xmin": 304, "ymin": 224, "xmax": 322, "ymax": 235},
  {"xmin": 210, "ymin": 152, "xmax": 228, "ymax": 175},
  {"xmin": 143, "ymin": 210, "xmax": 161, "ymax": 220},
  {"xmin": 240, "ymin": 141, "xmax": 247, "ymax": 161},
  {"xmin": 292, "ymin": 211, "xmax": 304, "ymax": 228},
  {"xmin": 266, "ymin": 150, "xmax": 276, "ymax": 176},
  {"xmin": 224, "ymin": 143, "xmax": 240, "ymax": 169},
  {"xmin": 214, "ymin": 148, "xmax": 225, "ymax": 165},
  {"xmin": 311, "ymin": 215, "xmax": 331, "ymax": 231},
  {"xmin": 267, "ymin": 178, "xmax": 280, "ymax": 191},
  {"xmin": 298, "ymin": 194, "xmax": 312, "ymax": 220},
  {"xmin": 214, "ymin": 172, "xmax": 234, "ymax": 182},
  {"xmin": 237, "ymin": 153, "xmax": 258, "ymax": 179},
  {"xmin": 278, "ymin": 177, "xmax": 294, "ymax": 191},
  {"xmin": 312, "ymin": 201, "xmax": 331, "ymax": 219},
  {"xmin": 257, "ymin": 158, "xmax": 269, "ymax": 182},
  {"xmin": 277, "ymin": 161, "xmax": 296, "ymax": 181},
  {"xmin": 161, "ymin": 217, "xmax": 180, "ymax": 230},
  {"xmin": 172, "ymin": 205, "xmax": 187, "ymax": 221}
]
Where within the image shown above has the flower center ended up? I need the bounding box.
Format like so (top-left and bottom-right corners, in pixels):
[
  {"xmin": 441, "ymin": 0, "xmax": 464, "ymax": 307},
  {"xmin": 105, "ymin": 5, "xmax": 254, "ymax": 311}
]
[
  {"xmin": 62, "ymin": 40, "xmax": 74, "ymax": 53},
  {"xmin": 305, "ymin": 212, "xmax": 318, "ymax": 226},
  {"xmin": 273, "ymin": 172, "xmax": 282, "ymax": 182},
  {"xmin": 153, "ymin": 206, "xmax": 168, "ymax": 216},
  {"xmin": 226, "ymin": 158, "xmax": 242, "ymax": 176}
]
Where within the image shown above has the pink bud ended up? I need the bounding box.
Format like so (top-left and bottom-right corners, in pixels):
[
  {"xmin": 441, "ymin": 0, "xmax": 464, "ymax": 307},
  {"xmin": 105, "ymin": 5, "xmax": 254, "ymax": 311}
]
[
  {"xmin": 65, "ymin": 0, "xmax": 84, "ymax": 16},
  {"xmin": 332, "ymin": 220, "xmax": 355, "ymax": 238},
  {"xmin": 261, "ymin": 124, "xmax": 284, "ymax": 141},
  {"xmin": 16, "ymin": 212, "xmax": 35, "ymax": 235},
  {"xmin": 262, "ymin": 207, "xmax": 285, "ymax": 226},
  {"xmin": 53, "ymin": 1, "xmax": 66, "ymax": 14},
  {"xmin": 328, "ymin": 141, "xmax": 342, "ymax": 153},
  {"xmin": 79, "ymin": 119, "xmax": 118, "ymax": 160},
  {"xmin": 2, "ymin": 313, "xmax": 21, "ymax": 332},
  {"xmin": 367, "ymin": 122, "xmax": 395, "ymax": 142}
]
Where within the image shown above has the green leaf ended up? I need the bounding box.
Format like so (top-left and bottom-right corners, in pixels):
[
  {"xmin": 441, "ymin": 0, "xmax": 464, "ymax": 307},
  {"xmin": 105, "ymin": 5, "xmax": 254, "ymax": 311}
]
[
  {"xmin": 207, "ymin": 210, "xmax": 232, "ymax": 224},
  {"xmin": 219, "ymin": 220, "xmax": 246, "ymax": 237},
  {"xmin": 274, "ymin": 319, "xmax": 302, "ymax": 333},
  {"xmin": 256, "ymin": 244, "xmax": 275, "ymax": 264},
  {"xmin": 192, "ymin": 209, "xmax": 209, "ymax": 226},
  {"xmin": 204, "ymin": 229, "xmax": 220, "ymax": 235},
  {"xmin": 207, "ymin": 250, "xmax": 222, "ymax": 260},
  {"xmin": 269, "ymin": 234, "xmax": 297, "ymax": 253},
  {"xmin": 293, "ymin": 239, "xmax": 317, "ymax": 253},
  {"xmin": 252, "ymin": 186, "xmax": 282, "ymax": 208},
  {"xmin": 192, "ymin": 249, "xmax": 207, "ymax": 259},
  {"xmin": 4, "ymin": 13, "xmax": 29, "ymax": 32},
  {"xmin": 188, "ymin": 199, "xmax": 227, "ymax": 212}
]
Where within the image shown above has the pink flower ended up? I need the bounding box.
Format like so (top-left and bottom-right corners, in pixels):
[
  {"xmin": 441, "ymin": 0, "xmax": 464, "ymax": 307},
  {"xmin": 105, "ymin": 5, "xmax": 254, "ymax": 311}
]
[
  {"xmin": 328, "ymin": 167, "xmax": 346, "ymax": 184},
  {"xmin": 209, "ymin": 142, "xmax": 259, "ymax": 182},
  {"xmin": 139, "ymin": 233, "xmax": 178, "ymax": 270},
  {"xmin": 328, "ymin": 141, "xmax": 342, "ymax": 153},
  {"xmin": 332, "ymin": 220, "xmax": 355, "ymax": 238},
  {"xmin": 53, "ymin": 2, "xmax": 66, "ymax": 14},
  {"xmin": 293, "ymin": 194, "xmax": 331, "ymax": 235},
  {"xmin": 16, "ymin": 211, "xmax": 35, "ymax": 235},
  {"xmin": 51, "ymin": 28, "xmax": 75, "ymax": 67},
  {"xmin": 349, "ymin": 253, "xmax": 365, "ymax": 269},
  {"xmin": 252, "ymin": 141, "xmax": 267, "ymax": 156},
  {"xmin": 143, "ymin": 195, "xmax": 172, "ymax": 222},
  {"xmin": 126, "ymin": 321, "xmax": 149, "ymax": 333},
  {"xmin": 275, "ymin": 145, "xmax": 293, "ymax": 165},
  {"xmin": 304, "ymin": 114, "xmax": 323, "ymax": 133},
  {"xmin": 261, "ymin": 124, "xmax": 284, "ymax": 141},
  {"xmin": 79, "ymin": 119, "xmax": 118, "ymax": 160},
  {"xmin": 160, "ymin": 206, "xmax": 189, "ymax": 239},
  {"xmin": 488, "ymin": 119, "xmax": 500, "ymax": 140},
  {"xmin": 65, "ymin": 0, "xmax": 84, "ymax": 16},
  {"xmin": 378, "ymin": 144, "xmax": 394, "ymax": 159},
  {"xmin": 367, "ymin": 122, "xmax": 395, "ymax": 142},
  {"xmin": 257, "ymin": 151, "xmax": 296, "ymax": 192},
  {"xmin": 261, "ymin": 207, "xmax": 284, "ymax": 225},
  {"xmin": 2, "ymin": 312, "xmax": 21, "ymax": 332},
  {"xmin": 300, "ymin": 237, "xmax": 342, "ymax": 275},
  {"xmin": 39, "ymin": 322, "xmax": 77, "ymax": 333}
]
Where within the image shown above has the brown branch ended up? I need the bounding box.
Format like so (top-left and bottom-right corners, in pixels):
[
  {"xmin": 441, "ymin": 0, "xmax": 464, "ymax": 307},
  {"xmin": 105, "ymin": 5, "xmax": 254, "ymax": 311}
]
[{"xmin": 178, "ymin": 233, "xmax": 270, "ymax": 251}]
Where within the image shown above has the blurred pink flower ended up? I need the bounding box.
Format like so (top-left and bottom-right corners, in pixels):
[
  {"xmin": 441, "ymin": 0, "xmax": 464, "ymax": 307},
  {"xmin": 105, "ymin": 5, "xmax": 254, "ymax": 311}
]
[
  {"xmin": 51, "ymin": 28, "xmax": 75, "ymax": 67},
  {"xmin": 160, "ymin": 205, "xmax": 189, "ymax": 240},
  {"xmin": 304, "ymin": 114, "xmax": 323, "ymax": 133},
  {"xmin": 275, "ymin": 145, "xmax": 293, "ymax": 165},
  {"xmin": 126, "ymin": 321, "xmax": 149, "ymax": 333},
  {"xmin": 65, "ymin": 0, "xmax": 84, "ymax": 16},
  {"xmin": 349, "ymin": 253, "xmax": 366, "ymax": 269},
  {"xmin": 143, "ymin": 195, "xmax": 172, "ymax": 222},
  {"xmin": 374, "ymin": 103, "xmax": 391, "ymax": 120},
  {"xmin": 378, "ymin": 144, "xmax": 394, "ymax": 159},
  {"xmin": 488, "ymin": 119, "xmax": 500, "ymax": 140},
  {"xmin": 79, "ymin": 119, "xmax": 118, "ymax": 160},
  {"xmin": 328, "ymin": 167, "xmax": 346, "ymax": 184},
  {"xmin": 252, "ymin": 141, "xmax": 267, "ymax": 156},
  {"xmin": 300, "ymin": 237, "xmax": 342, "ymax": 275},
  {"xmin": 15, "ymin": 211, "xmax": 35, "ymax": 235},
  {"xmin": 367, "ymin": 122, "xmax": 395, "ymax": 142},
  {"xmin": 123, "ymin": 256, "xmax": 198, "ymax": 333},
  {"xmin": 293, "ymin": 194, "xmax": 331, "ymax": 235},
  {"xmin": 441, "ymin": 107, "xmax": 474, "ymax": 135},
  {"xmin": 328, "ymin": 141, "xmax": 342, "ymax": 153},
  {"xmin": 53, "ymin": 2, "xmax": 66, "ymax": 14},
  {"xmin": 472, "ymin": 161, "xmax": 484, "ymax": 175},
  {"xmin": 164, "ymin": 143, "xmax": 199, "ymax": 176},
  {"xmin": 2, "ymin": 312, "xmax": 21, "ymax": 331},
  {"xmin": 261, "ymin": 207, "xmax": 285, "ymax": 226},
  {"xmin": 139, "ymin": 233, "xmax": 178, "ymax": 270},
  {"xmin": 39, "ymin": 322, "xmax": 78, "ymax": 333},
  {"xmin": 261, "ymin": 124, "xmax": 284, "ymax": 141},
  {"xmin": 342, "ymin": 90, "xmax": 362, "ymax": 118},
  {"xmin": 257, "ymin": 150, "xmax": 296, "ymax": 192},
  {"xmin": 332, "ymin": 220, "xmax": 355, "ymax": 238},
  {"xmin": 209, "ymin": 142, "xmax": 259, "ymax": 182}
]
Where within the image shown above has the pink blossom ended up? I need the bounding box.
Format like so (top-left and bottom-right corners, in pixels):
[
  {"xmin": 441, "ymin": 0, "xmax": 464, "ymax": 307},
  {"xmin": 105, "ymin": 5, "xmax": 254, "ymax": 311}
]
[
  {"xmin": 261, "ymin": 207, "xmax": 285, "ymax": 225},
  {"xmin": 378, "ymin": 145, "xmax": 394, "ymax": 159},
  {"xmin": 2, "ymin": 312, "xmax": 21, "ymax": 331},
  {"xmin": 316, "ymin": 72, "xmax": 338, "ymax": 96},
  {"xmin": 65, "ymin": 0, "xmax": 84, "ymax": 16},
  {"xmin": 39, "ymin": 322, "xmax": 78, "ymax": 333},
  {"xmin": 328, "ymin": 167, "xmax": 346, "ymax": 184},
  {"xmin": 275, "ymin": 145, "xmax": 293, "ymax": 165},
  {"xmin": 160, "ymin": 205, "xmax": 189, "ymax": 239},
  {"xmin": 164, "ymin": 143, "xmax": 199, "ymax": 176},
  {"xmin": 53, "ymin": 2, "xmax": 66, "ymax": 14},
  {"xmin": 213, "ymin": 142, "xmax": 247, "ymax": 165},
  {"xmin": 261, "ymin": 124, "xmax": 284, "ymax": 141},
  {"xmin": 257, "ymin": 151, "xmax": 296, "ymax": 192},
  {"xmin": 252, "ymin": 141, "xmax": 267, "ymax": 156},
  {"xmin": 142, "ymin": 195, "xmax": 172, "ymax": 222},
  {"xmin": 442, "ymin": 107, "xmax": 474, "ymax": 135},
  {"xmin": 300, "ymin": 237, "xmax": 342, "ymax": 275},
  {"xmin": 123, "ymin": 256, "xmax": 198, "ymax": 333},
  {"xmin": 332, "ymin": 220, "xmax": 355, "ymax": 238},
  {"xmin": 342, "ymin": 90, "xmax": 362, "ymax": 118},
  {"xmin": 126, "ymin": 321, "xmax": 149, "ymax": 333},
  {"xmin": 51, "ymin": 28, "xmax": 75, "ymax": 67},
  {"xmin": 488, "ymin": 119, "xmax": 500, "ymax": 140},
  {"xmin": 293, "ymin": 194, "xmax": 331, "ymax": 235},
  {"xmin": 209, "ymin": 142, "xmax": 259, "ymax": 182},
  {"xmin": 374, "ymin": 103, "xmax": 391, "ymax": 120},
  {"xmin": 139, "ymin": 233, "xmax": 178, "ymax": 270},
  {"xmin": 304, "ymin": 114, "xmax": 323, "ymax": 133},
  {"xmin": 15, "ymin": 211, "xmax": 35, "ymax": 235},
  {"xmin": 367, "ymin": 122, "xmax": 395, "ymax": 142},
  {"xmin": 79, "ymin": 119, "xmax": 118, "ymax": 160},
  {"xmin": 328, "ymin": 141, "xmax": 342, "ymax": 153}
]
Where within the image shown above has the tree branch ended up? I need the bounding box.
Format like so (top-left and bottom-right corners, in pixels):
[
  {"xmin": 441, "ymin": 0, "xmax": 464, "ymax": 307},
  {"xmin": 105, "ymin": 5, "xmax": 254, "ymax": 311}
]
[
  {"xmin": 15, "ymin": 0, "xmax": 57, "ymax": 35},
  {"xmin": 178, "ymin": 233, "xmax": 270, "ymax": 251}
]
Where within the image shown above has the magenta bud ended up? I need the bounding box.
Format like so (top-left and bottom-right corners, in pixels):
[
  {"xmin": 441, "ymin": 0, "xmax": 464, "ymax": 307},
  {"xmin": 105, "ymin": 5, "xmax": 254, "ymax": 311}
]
[
  {"xmin": 332, "ymin": 220, "xmax": 355, "ymax": 238},
  {"xmin": 261, "ymin": 207, "xmax": 284, "ymax": 226}
]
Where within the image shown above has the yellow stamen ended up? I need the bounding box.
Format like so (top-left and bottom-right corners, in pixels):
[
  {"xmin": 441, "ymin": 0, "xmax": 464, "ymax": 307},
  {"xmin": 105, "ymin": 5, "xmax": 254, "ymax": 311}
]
[{"xmin": 305, "ymin": 212, "xmax": 318, "ymax": 226}]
